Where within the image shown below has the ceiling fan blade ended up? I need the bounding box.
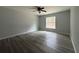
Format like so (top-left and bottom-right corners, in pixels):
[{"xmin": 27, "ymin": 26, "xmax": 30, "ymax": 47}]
[
  {"xmin": 41, "ymin": 10, "xmax": 46, "ymax": 12},
  {"xmin": 40, "ymin": 7, "xmax": 44, "ymax": 9}
]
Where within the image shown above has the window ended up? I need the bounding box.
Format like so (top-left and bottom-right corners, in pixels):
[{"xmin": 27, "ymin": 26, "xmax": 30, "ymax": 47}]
[{"xmin": 46, "ymin": 16, "xmax": 56, "ymax": 29}]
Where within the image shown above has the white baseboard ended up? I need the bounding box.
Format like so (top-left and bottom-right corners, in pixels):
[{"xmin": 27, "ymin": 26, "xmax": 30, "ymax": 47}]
[
  {"xmin": 58, "ymin": 32, "xmax": 70, "ymax": 36},
  {"xmin": 0, "ymin": 31, "xmax": 34, "ymax": 40},
  {"xmin": 71, "ymin": 38, "xmax": 77, "ymax": 53}
]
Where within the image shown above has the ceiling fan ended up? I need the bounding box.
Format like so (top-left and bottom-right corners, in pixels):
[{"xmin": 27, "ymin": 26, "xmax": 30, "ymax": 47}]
[
  {"xmin": 33, "ymin": 6, "xmax": 47, "ymax": 13},
  {"xmin": 36, "ymin": 6, "xmax": 46, "ymax": 13}
]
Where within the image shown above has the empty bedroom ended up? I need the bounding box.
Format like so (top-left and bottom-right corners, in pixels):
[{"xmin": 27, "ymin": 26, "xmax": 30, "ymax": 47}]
[{"xmin": 0, "ymin": 6, "xmax": 77, "ymax": 53}]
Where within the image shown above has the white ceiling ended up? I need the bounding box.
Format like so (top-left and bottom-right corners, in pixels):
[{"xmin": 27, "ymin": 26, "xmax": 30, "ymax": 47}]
[{"xmin": 5, "ymin": 6, "xmax": 72, "ymax": 15}]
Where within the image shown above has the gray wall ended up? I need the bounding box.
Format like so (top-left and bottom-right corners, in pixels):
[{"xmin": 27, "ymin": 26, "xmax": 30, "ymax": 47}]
[
  {"xmin": 71, "ymin": 7, "xmax": 79, "ymax": 52},
  {"xmin": 38, "ymin": 10, "xmax": 70, "ymax": 35},
  {"xmin": 0, "ymin": 7, "xmax": 38, "ymax": 39}
]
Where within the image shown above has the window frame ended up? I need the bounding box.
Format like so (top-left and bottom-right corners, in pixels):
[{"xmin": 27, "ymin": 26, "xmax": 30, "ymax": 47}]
[{"xmin": 46, "ymin": 16, "xmax": 56, "ymax": 29}]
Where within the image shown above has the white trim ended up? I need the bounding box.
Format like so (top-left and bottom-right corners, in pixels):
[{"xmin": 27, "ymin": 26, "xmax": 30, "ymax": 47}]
[
  {"xmin": 57, "ymin": 32, "xmax": 70, "ymax": 36},
  {"xmin": 0, "ymin": 31, "xmax": 34, "ymax": 40},
  {"xmin": 70, "ymin": 30, "xmax": 76, "ymax": 53},
  {"xmin": 70, "ymin": 35, "xmax": 77, "ymax": 53}
]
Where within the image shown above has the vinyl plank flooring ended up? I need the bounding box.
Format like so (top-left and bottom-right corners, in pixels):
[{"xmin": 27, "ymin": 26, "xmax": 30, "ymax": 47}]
[{"xmin": 0, "ymin": 31, "xmax": 74, "ymax": 53}]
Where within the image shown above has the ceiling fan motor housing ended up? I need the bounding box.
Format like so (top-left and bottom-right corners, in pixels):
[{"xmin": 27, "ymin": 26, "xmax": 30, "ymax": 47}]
[{"xmin": 36, "ymin": 6, "xmax": 46, "ymax": 13}]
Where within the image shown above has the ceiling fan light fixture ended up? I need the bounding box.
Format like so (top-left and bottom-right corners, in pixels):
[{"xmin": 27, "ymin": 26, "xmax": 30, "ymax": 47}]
[{"xmin": 36, "ymin": 6, "xmax": 47, "ymax": 13}]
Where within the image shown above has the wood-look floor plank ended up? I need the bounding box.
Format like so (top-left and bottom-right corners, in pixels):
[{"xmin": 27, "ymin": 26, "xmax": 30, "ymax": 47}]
[
  {"xmin": 0, "ymin": 31, "xmax": 74, "ymax": 53},
  {"xmin": 14, "ymin": 37, "xmax": 34, "ymax": 53},
  {"xmin": 16, "ymin": 36, "xmax": 45, "ymax": 53},
  {"xmin": 17, "ymin": 36, "xmax": 68, "ymax": 53}
]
